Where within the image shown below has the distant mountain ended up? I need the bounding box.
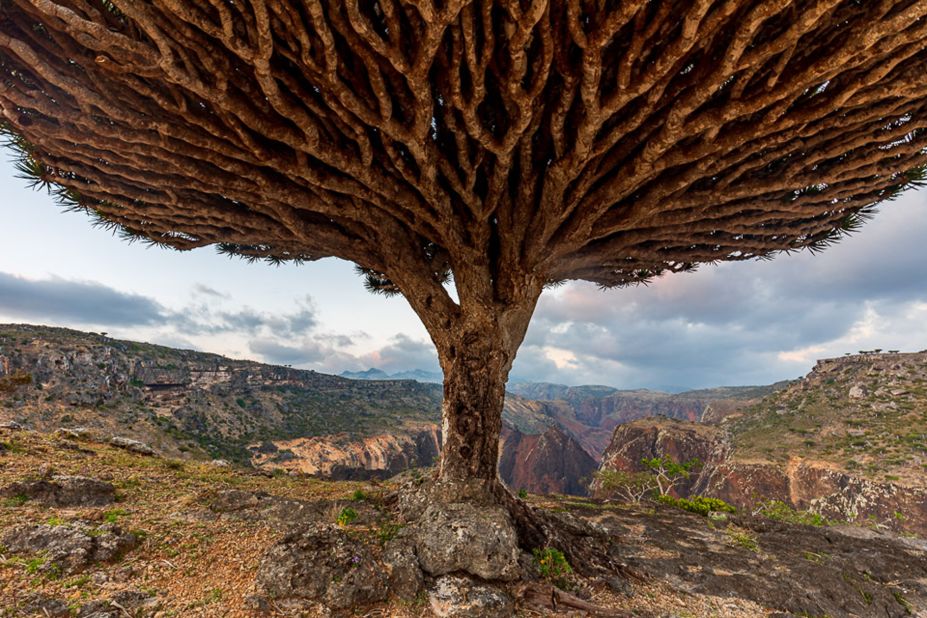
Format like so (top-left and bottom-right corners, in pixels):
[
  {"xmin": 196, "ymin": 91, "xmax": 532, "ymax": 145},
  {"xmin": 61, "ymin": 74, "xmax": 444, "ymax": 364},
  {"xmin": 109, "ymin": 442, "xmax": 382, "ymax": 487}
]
[{"xmin": 340, "ymin": 368, "xmax": 443, "ymax": 383}]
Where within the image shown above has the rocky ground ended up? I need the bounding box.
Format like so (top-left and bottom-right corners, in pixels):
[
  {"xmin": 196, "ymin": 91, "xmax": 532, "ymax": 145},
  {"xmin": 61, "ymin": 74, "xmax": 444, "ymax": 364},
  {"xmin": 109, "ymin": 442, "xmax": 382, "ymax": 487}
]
[{"xmin": 2, "ymin": 426, "xmax": 925, "ymax": 617}]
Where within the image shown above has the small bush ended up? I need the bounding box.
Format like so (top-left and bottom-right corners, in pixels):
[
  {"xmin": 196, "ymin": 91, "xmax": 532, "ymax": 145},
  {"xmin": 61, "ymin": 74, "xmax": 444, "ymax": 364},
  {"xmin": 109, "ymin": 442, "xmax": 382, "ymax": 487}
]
[
  {"xmin": 755, "ymin": 500, "xmax": 829, "ymax": 526},
  {"xmin": 727, "ymin": 528, "xmax": 759, "ymax": 552},
  {"xmin": 376, "ymin": 521, "xmax": 402, "ymax": 544},
  {"xmin": 351, "ymin": 489, "xmax": 367, "ymax": 502},
  {"xmin": 658, "ymin": 495, "xmax": 736, "ymax": 516},
  {"xmin": 533, "ymin": 547, "xmax": 572, "ymax": 580},
  {"xmin": 2, "ymin": 494, "xmax": 28, "ymax": 507},
  {"xmin": 336, "ymin": 507, "xmax": 358, "ymax": 527},
  {"xmin": 517, "ymin": 489, "xmax": 528, "ymax": 499},
  {"xmin": 102, "ymin": 508, "xmax": 128, "ymax": 524}
]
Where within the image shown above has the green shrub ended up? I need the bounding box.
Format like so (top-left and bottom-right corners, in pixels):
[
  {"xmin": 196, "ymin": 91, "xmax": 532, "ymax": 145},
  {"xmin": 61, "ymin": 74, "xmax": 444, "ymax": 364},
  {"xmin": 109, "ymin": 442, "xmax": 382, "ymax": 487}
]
[
  {"xmin": 755, "ymin": 500, "xmax": 829, "ymax": 526},
  {"xmin": 2, "ymin": 494, "xmax": 28, "ymax": 507},
  {"xmin": 351, "ymin": 489, "xmax": 367, "ymax": 502},
  {"xmin": 727, "ymin": 528, "xmax": 759, "ymax": 552},
  {"xmin": 658, "ymin": 494, "xmax": 736, "ymax": 516},
  {"xmin": 336, "ymin": 507, "xmax": 358, "ymax": 527},
  {"xmin": 533, "ymin": 547, "xmax": 572, "ymax": 580},
  {"xmin": 102, "ymin": 508, "xmax": 128, "ymax": 524},
  {"xmin": 517, "ymin": 489, "xmax": 528, "ymax": 499},
  {"xmin": 376, "ymin": 521, "xmax": 402, "ymax": 544}
]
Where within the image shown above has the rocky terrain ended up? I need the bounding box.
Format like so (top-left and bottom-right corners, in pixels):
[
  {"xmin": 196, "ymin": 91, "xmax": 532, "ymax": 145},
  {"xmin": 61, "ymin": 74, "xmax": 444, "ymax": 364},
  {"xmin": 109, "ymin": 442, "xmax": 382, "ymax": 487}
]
[
  {"xmin": 594, "ymin": 351, "xmax": 927, "ymax": 536},
  {"xmin": 0, "ymin": 324, "xmax": 772, "ymax": 495},
  {"xmin": 2, "ymin": 425, "xmax": 925, "ymax": 617}
]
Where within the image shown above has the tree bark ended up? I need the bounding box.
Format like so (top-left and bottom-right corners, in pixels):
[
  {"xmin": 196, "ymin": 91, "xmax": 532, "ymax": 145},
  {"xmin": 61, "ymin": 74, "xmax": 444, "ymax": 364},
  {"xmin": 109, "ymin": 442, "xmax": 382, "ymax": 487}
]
[
  {"xmin": 437, "ymin": 329, "xmax": 512, "ymax": 483},
  {"xmin": 428, "ymin": 287, "xmax": 542, "ymax": 485}
]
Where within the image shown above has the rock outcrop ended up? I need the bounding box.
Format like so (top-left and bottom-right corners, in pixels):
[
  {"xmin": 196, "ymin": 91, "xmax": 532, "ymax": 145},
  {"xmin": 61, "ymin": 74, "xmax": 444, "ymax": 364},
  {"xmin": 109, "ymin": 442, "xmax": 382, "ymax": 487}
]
[
  {"xmin": 249, "ymin": 424, "xmax": 441, "ymax": 480},
  {"xmin": 498, "ymin": 425, "xmax": 598, "ymax": 496},
  {"xmin": 2, "ymin": 523, "xmax": 139, "ymax": 575},
  {"xmin": 591, "ymin": 417, "xmax": 728, "ymax": 497},
  {"xmin": 595, "ymin": 417, "xmax": 927, "ymax": 535},
  {"xmin": 1, "ymin": 475, "xmax": 116, "ymax": 507}
]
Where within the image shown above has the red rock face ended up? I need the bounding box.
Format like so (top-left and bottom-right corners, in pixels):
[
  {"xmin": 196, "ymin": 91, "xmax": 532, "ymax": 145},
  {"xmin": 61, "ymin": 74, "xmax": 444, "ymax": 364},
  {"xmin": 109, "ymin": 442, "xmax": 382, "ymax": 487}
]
[
  {"xmin": 591, "ymin": 418, "xmax": 728, "ymax": 497},
  {"xmin": 498, "ymin": 426, "xmax": 598, "ymax": 496}
]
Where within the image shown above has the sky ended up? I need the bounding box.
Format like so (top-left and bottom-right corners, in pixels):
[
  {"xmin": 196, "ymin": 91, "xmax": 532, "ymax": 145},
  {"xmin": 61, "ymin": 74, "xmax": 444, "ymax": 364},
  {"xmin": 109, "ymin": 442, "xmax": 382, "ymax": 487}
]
[{"xmin": 1, "ymin": 155, "xmax": 925, "ymax": 391}]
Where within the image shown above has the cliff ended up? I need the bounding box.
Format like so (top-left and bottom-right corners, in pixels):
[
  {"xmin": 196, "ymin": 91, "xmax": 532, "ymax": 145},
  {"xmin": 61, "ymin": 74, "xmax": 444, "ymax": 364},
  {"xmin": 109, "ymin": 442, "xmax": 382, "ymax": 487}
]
[
  {"xmin": 594, "ymin": 351, "xmax": 927, "ymax": 535},
  {"xmin": 498, "ymin": 425, "xmax": 598, "ymax": 496},
  {"xmin": 249, "ymin": 424, "xmax": 442, "ymax": 480}
]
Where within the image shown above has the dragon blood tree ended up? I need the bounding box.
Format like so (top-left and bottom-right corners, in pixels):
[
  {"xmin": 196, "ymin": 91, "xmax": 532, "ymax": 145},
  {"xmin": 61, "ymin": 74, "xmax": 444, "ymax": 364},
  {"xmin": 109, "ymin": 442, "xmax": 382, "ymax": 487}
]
[{"xmin": 2, "ymin": 0, "xmax": 927, "ymax": 554}]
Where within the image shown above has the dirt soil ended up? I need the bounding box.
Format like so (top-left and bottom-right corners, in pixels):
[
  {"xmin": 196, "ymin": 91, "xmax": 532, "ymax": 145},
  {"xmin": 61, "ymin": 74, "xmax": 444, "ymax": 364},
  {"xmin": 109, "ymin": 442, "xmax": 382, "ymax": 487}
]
[{"xmin": 1, "ymin": 427, "xmax": 924, "ymax": 617}]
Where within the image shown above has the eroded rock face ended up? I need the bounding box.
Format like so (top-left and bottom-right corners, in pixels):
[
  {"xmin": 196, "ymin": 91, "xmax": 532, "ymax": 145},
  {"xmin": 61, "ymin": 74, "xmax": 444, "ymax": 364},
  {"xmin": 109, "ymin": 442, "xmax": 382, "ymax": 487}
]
[
  {"xmin": 256, "ymin": 524, "xmax": 389, "ymax": 609},
  {"xmin": 1, "ymin": 475, "xmax": 116, "ymax": 507},
  {"xmin": 249, "ymin": 424, "xmax": 442, "ymax": 480},
  {"xmin": 2, "ymin": 523, "xmax": 139, "ymax": 574},
  {"xmin": 591, "ymin": 418, "xmax": 728, "ymax": 497},
  {"xmin": 595, "ymin": 417, "xmax": 927, "ymax": 535},
  {"xmin": 413, "ymin": 502, "xmax": 521, "ymax": 581},
  {"xmin": 429, "ymin": 576, "xmax": 514, "ymax": 618},
  {"xmin": 498, "ymin": 425, "xmax": 597, "ymax": 496}
]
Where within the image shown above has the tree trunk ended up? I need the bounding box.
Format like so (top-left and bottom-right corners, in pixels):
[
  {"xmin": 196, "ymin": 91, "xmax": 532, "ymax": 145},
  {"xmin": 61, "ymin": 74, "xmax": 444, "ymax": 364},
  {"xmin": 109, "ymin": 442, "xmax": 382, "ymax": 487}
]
[
  {"xmin": 438, "ymin": 330, "xmax": 511, "ymax": 483},
  {"xmin": 428, "ymin": 282, "xmax": 541, "ymax": 486}
]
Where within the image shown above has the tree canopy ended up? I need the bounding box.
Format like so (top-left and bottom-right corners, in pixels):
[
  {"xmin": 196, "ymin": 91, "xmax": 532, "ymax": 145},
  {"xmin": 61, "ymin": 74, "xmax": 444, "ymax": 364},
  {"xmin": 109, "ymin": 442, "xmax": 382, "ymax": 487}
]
[{"xmin": 2, "ymin": 0, "xmax": 926, "ymax": 299}]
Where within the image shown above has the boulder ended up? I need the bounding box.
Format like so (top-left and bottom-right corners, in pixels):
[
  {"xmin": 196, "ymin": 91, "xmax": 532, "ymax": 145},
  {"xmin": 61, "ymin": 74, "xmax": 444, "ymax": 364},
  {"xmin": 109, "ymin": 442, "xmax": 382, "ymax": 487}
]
[
  {"xmin": 17, "ymin": 594, "xmax": 71, "ymax": 618},
  {"xmin": 2, "ymin": 523, "xmax": 139, "ymax": 574},
  {"xmin": 109, "ymin": 436, "xmax": 155, "ymax": 456},
  {"xmin": 1, "ymin": 475, "xmax": 116, "ymax": 507},
  {"xmin": 0, "ymin": 420, "xmax": 23, "ymax": 430},
  {"xmin": 256, "ymin": 524, "xmax": 389, "ymax": 609},
  {"xmin": 428, "ymin": 576, "xmax": 514, "ymax": 618},
  {"xmin": 382, "ymin": 540, "xmax": 424, "ymax": 601},
  {"xmin": 413, "ymin": 501, "xmax": 521, "ymax": 581}
]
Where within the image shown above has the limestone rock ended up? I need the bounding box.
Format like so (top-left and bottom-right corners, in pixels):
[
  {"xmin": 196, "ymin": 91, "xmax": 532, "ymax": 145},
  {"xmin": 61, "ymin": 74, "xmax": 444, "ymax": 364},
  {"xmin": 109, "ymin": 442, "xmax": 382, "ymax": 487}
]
[
  {"xmin": 847, "ymin": 384, "xmax": 867, "ymax": 399},
  {"xmin": 110, "ymin": 436, "xmax": 155, "ymax": 456},
  {"xmin": 382, "ymin": 540, "xmax": 423, "ymax": 601},
  {"xmin": 428, "ymin": 575, "xmax": 513, "ymax": 618},
  {"xmin": 2, "ymin": 523, "xmax": 139, "ymax": 574},
  {"xmin": 256, "ymin": 524, "xmax": 388, "ymax": 609},
  {"xmin": 413, "ymin": 502, "xmax": 520, "ymax": 581},
  {"xmin": 1, "ymin": 475, "xmax": 116, "ymax": 507}
]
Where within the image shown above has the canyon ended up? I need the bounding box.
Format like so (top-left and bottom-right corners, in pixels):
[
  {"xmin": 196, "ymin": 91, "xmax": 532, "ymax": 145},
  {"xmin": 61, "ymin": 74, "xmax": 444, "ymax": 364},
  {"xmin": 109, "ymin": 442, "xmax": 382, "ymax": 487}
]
[{"xmin": 0, "ymin": 324, "xmax": 768, "ymax": 495}]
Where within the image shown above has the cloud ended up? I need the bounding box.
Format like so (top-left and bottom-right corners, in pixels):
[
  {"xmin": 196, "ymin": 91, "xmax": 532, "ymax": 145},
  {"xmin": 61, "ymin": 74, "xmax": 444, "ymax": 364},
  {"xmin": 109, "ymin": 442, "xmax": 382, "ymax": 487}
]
[
  {"xmin": 0, "ymin": 272, "xmax": 319, "ymax": 341},
  {"xmin": 192, "ymin": 283, "xmax": 229, "ymax": 299},
  {"xmin": 0, "ymin": 272, "xmax": 164, "ymax": 326},
  {"xmin": 358, "ymin": 334, "xmax": 440, "ymax": 374},
  {"xmin": 513, "ymin": 189, "xmax": 927, "ymax": 390},
  {"xmin": 248, "ymin": 338, "xmax": 327, "ymax": 365}
]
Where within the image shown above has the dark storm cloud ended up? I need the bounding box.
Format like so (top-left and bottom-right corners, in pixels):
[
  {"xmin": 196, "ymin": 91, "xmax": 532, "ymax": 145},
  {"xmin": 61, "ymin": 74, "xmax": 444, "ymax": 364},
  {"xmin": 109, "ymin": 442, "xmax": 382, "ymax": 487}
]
[
  {"xmin": 513, "ymin": 190, "xmax": 927, "ymax": 390},
  {"xmin": 0, "ymin": 272, "xmax": 164, "ymax": 326}
]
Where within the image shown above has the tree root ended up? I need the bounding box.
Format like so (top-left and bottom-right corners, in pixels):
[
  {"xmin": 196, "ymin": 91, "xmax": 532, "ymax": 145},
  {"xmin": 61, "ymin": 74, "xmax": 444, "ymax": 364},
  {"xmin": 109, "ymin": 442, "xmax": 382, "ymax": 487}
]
[
  {"xmin": 516, "ymin": 582, "xmax": 632, "ymax": 617},
  {"xmin": 492, "ymin": 483, "xmax": 647, "ymax": 582}
]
